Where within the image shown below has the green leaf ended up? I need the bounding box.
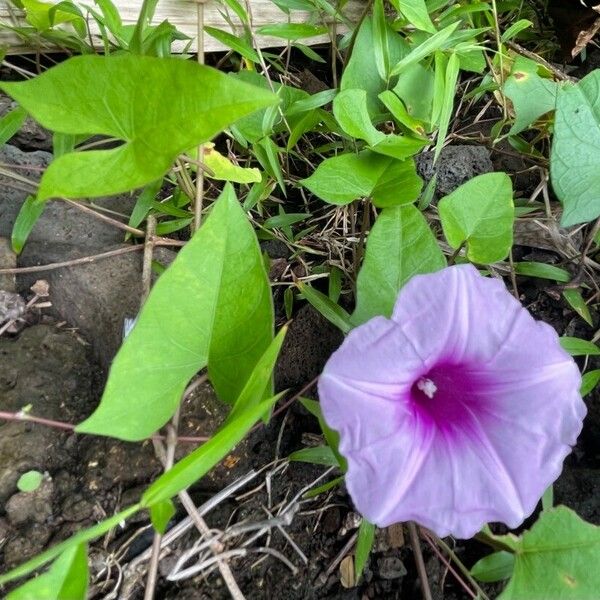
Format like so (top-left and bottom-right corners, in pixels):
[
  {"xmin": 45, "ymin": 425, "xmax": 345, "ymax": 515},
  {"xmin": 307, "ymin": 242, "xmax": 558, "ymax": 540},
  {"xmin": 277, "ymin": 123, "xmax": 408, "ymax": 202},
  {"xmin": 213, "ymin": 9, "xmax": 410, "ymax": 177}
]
[
  {"xmin": 438, "ymin": 173, "xmax": 514, "ymax": 264},
  {"xmin": 333, "ymin": 89, "xmax": 383, "ymax": 146},
  {"xmin": 513, "ymin": 262, "xmax": 571, "ymax": 283},
  {"xmin": 393, "ymin": 0, "xmax": 436, "ymax": 33},
  {"xmin": 142, "ymin": 397, "xmax": 278, "ymax": 506},
  {"xmin": 379, "ymin": 89, "xmax": 427, "ymax": 136},
  {"xmin": 393, "ymin": 62, "xmax": 435, "ymax": 126},
  {"xmin": 563, "ymin": 289, "xmax": 593, "ymax": 326},
  {"xmin": 0, "ymin": 55, "xmax": 277, "ymax": 200},
  {"xmin": 202, "ymin": 144, "xmax": 261, "ymax": 183},
  {"xmin": 503, "ymin": 56, "xmax": 559, "ymax": 135},
  {"xmin": 225, "ymin": 327, "xmax": 287, "ymax": 425},
  {"xmin": 301, "ymin": 150, "xmax": 421, "ymax": 206},
  {"xmin": 301, "ymin": 151, "xmax": 382, "ymax": 205},
  {"xmin": 370, "ymin": 133, "xmax": 428, "ymax": 161},
  {"xmin": 256, "ymin": 23, "xmax": 328, "ymax": 40},
  {"xmin": 17, "ymin": 470, "xmax": 43, "ymax": 492},
  {"xmin": 298, "ymin": 282, "xmax": 352, "ymax": 334},
  {"xmin": 11, "ymin": 195, "xmax": 46, "ymax": 254},
  {"xmin": 7, "ymin": 544, "xmax": 88, "ymax": 600},
  {"xmin": 560, "ymin": 336, "xmax": 600, "ymax": 356},
  {"xmin": 501, "ymin": 19, "xmax": 533, "ymax": 42},
  {"xmin": 299, "ymin": 397, "xmax": 346, "ymax": 470},
  {"xmin": 371, "ymin": 159, "xmax": 423, "ymax": 207},
  {"xmin": 77, "ymin": 185, "xmax": 273, "ymax": 440},
  {"xmin": 352, "ymin": 205, "xmax": 446, "ymax": 325},
  {"xmin": 254, "ymin": 136, "xmax": 286, "ymax": 193},
  {"xmin": 289, "ymin": 445, "xmax": 340, "ymax": 466},
  {"xmin": 303, "ymin": 476, "xmax": 344, "ymax": 499},
  {"xmin": 22, "ymin": 0, "xmax": 84, "ymax": 31},
  {"xmin": 0, "ymin": 505, "xmax": 139, "ymax": 586},
  {"xmin": 499, "ymin": 506, "xmax": 600, "ymax": 599},
  {"xmin": 341, "ymin": 17, "xmax": 408, "ymax": 118},
  {"xmin": 150, "ymin": 499, "xmax": 175, "ymax": 535},
  {"xmin": 551, "ymin": 71, "xmax": 600, "ymax": 226},
  {"xmin": 390, "ymin": 21, "xmax": 460, "ymax": 76},
  {"xmin": 263, "ymin": 212, "xmax": 309, "ymax": 229},
  {"xmin": 93, "ymin": 0, "xmax": 124, "ymax": 40},
  {"xmin": 354, "ymin": 519, "xmax": 376, "ymax": 581},
  {"xmin": 128, "ymin": 179, "xmax": 162, "ymax": 230},
  {"xmin": 332, "ymin": 89, "xmax": 426, "ymax": 159},
  {"xmin": 0, "ymin": 105, "xmax": 27, "ymax": 145},
  {"xmin": 204, "ymin": 26, "xmax": 260, "ymax": 62},
  {"xmin": 471, "ymin": 551, "xmax": 515, "ymax": 583},
  {"xmin": 286, "ymin": 88, "xmax": 337, "ymax": 116},
  {"xmin": 128, "ymin": 0, "xmax": 160, "ymax": 53},
  {"xmin": 372, "ymin": 0, "xmax": 390, "ymax": 80},
  {"xmin": 52, "ymin": 132, "xmax": 88, "ymax": 158},
  {"xmin": 433, "ymin": 52, "xmax": 460, "ymax": 161},
  {"xmin": 222, "ymin": 0, "xmax": 248, "ymax": 24},
  {"xmin": 581, "ymin": 369, "xmax": 600, "ymax": 396},
  {"xmin": 542, "ymin": 484, "xmax": 554, "ymax": 511}
]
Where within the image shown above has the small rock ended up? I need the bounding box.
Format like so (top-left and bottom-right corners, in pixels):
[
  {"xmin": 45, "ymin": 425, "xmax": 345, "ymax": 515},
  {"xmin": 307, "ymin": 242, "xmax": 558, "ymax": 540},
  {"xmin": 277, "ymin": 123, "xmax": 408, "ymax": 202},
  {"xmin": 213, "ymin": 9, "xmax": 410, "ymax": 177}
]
[
  {"xmin": 377, "ymin": 556, "xmax": 407, "ymax": 580},
  {"xmin": 0, "ymin": 290, "xmax": 25, "ymax": 324},
  {"xmin": 62, "ymin": 499, "xmax": 95, "ymax": 524},
  {"xmin": 5, "ymin": 478, "xmax": 54, "ymax": 526},
  {"xmin": 415, "ymin": 145, "xmax": 494, "ymax": 198},
  {"xmin": 340, "ymin": 511, "xmax": 362, "ymax": 536},
  {"xmin": 2, "ymin": 523, "xmax": 52, "ymax": 567},
  {"xmin": 261, "ymin": 239, "xmax": 291, "ymax": 259}
]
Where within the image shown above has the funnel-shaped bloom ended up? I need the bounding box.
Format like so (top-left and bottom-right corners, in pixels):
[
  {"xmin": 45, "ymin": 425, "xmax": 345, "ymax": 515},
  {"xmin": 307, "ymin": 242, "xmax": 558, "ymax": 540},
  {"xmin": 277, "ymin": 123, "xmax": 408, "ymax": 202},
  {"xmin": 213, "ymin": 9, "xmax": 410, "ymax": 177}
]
[{"xmin": 319, "ymin": 264, "xmax": 585, "ymax": 538}]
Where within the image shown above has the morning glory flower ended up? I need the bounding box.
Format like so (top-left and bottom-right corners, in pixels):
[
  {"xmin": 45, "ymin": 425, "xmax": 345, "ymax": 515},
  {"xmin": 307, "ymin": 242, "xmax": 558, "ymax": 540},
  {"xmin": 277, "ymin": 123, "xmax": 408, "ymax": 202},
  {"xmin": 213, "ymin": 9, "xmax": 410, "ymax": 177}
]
[{"xmin": 318, "ymin": 264, "xmax": 586, "ymax": 539}]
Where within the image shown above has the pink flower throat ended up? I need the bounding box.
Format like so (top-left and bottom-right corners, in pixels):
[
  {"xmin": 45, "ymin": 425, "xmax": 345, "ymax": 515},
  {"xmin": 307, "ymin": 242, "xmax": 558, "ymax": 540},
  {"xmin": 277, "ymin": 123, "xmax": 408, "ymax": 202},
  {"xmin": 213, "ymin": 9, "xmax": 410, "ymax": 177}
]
[{"xmin": 409, "ymin": 363, "xmax": 489, "ymax": 432}]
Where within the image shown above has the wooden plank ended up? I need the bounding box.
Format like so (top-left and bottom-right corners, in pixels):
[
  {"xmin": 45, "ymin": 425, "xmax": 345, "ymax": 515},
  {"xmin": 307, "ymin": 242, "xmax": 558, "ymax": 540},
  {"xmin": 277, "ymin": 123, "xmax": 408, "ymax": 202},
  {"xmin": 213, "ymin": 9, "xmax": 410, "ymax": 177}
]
[{"xmin": 0, "ymin": 0, "xmax": 363, "ymax": 54}]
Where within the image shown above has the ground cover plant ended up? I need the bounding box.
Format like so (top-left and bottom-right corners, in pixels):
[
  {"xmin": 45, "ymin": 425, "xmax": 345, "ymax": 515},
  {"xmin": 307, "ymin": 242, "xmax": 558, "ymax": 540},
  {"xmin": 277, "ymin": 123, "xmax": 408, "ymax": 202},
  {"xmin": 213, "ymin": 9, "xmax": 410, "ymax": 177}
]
[{"xmin": 1, "ymin": 0, "xmax": 600, "ymax": 598}]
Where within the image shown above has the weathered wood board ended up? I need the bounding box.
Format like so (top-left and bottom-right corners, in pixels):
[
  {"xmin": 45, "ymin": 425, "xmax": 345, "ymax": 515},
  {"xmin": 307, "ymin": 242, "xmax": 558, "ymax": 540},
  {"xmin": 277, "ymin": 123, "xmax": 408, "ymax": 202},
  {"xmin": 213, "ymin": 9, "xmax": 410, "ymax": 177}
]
[{"xmin": 0, "ymin": 0, "xmax": 362, "ymax": 54}]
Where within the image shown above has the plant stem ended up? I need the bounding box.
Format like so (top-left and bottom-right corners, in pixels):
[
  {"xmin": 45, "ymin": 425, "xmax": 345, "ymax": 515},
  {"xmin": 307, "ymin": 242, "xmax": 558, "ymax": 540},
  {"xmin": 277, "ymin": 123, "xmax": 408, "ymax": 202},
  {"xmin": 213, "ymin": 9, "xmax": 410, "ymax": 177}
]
[
  {"xmin": 408, "ymin": 521, "xmax": 433, "ymax": 600},
  {"xmin": 193, "ymin": 0, "xmax": 209, "ymax": 233}
]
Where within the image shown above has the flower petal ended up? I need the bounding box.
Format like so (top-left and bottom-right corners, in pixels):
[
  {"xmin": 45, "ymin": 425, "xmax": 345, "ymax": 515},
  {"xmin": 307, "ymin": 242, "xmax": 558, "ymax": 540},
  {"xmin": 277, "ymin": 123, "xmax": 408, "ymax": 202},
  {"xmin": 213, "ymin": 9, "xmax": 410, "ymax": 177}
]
[
  {"xmin": 391, "ymin": 264, "xmax": 526, "ymax": 366},
  {"xmin": 318, "ymin": 264, "xmax": 586, "ymax": 538},
  {"xmin": 319, "ymin": 316, "xmax": 424, "ymax": 452}
]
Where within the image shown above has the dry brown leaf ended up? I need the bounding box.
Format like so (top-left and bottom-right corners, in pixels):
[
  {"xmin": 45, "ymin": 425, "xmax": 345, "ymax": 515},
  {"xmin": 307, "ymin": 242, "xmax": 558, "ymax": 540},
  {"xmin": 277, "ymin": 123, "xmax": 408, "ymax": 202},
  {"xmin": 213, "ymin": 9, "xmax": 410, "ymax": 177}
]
[{"xmin": 339, "ymin": 555, "xmax": 356, "ymax": 588}]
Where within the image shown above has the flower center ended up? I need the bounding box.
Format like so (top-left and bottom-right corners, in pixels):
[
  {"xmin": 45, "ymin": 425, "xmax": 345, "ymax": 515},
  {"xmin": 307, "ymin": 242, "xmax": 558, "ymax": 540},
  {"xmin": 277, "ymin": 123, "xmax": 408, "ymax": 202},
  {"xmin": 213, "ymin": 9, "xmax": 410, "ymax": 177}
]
[
  {"xmin": 409, "ymin": 363, "xmax": 490, "ymax": 435},
  {"xmin": 416, "ymin": 377, "xmax": 437, "ymax": 399}
]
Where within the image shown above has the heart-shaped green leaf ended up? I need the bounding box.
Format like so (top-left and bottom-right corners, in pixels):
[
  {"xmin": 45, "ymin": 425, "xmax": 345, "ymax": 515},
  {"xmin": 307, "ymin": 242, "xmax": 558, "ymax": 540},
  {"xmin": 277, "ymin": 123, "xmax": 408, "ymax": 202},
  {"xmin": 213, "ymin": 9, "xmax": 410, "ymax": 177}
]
[
  {"xmin": 551, "ymin": 70, "xmax": 600, "ymax": 226},
  {"xmin": 77, "ymin": 185, "xmax": 273, "ymax": 440},
  {"xmin": 352, "ymin": 205, "xmax": 446, "ymax": 325},
  {"xmin": 0, "ymin": 55, "xmax": 277, "ymax": 200},
  {"xmin": 498, "ymin": 507, "xmax": 600, "ymax": 599},
  {"xmin": 439, "ymin": 172, "xmax": 514, "ymax": 264}
]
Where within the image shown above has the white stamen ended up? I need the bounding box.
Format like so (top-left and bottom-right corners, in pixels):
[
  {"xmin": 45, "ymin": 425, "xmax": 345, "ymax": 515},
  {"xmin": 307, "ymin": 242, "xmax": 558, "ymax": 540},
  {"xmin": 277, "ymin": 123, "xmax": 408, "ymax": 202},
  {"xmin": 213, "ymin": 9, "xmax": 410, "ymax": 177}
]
[{"xmin": 417, "ymin": 377, "xmax": 437, "ymax": 399}]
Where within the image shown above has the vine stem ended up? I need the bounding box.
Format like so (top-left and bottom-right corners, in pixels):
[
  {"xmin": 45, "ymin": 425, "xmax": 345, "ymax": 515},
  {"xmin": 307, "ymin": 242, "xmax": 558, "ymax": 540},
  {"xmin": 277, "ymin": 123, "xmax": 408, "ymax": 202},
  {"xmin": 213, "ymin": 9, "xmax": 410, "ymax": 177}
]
[
  {"xmin": 0, "ymin": 238, "xmax": 184, "ymax": 275},
  {"xmin": 193, "ymin": 0, "xmax": 209, "ymax": 233},
  {"xmin": 0, "ymin": 410, "xmax": 209, "ymax": 444},
  {"xmin": 408, "ymin": 521, "xmax": 433, "ymax": 600}
]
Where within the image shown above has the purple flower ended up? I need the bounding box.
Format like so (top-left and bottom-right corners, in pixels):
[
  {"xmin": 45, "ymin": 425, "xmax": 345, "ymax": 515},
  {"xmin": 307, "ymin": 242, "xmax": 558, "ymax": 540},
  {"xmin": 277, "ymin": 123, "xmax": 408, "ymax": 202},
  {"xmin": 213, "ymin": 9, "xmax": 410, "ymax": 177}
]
[{"xmin": 318, "ymin": 264, "xmax": 586, "ymax": 538}]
